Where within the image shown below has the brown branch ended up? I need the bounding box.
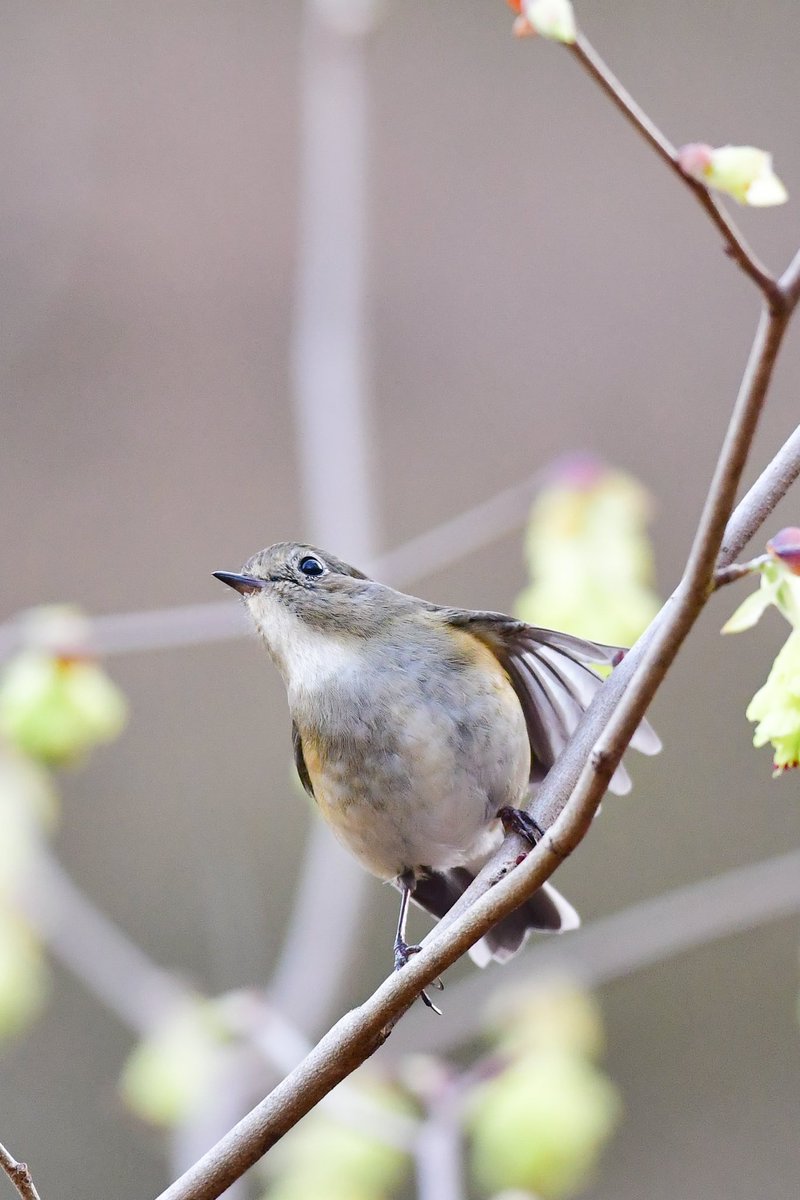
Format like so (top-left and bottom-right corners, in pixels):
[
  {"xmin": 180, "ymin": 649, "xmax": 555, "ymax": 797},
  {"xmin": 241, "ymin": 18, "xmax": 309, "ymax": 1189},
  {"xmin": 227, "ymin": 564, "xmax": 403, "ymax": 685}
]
[
  {"xmin": 569, "ymin": 34, "xmax": 782, "ymax": 305},
  {"xmin": 780, "ymin": 247, "xmax": 800, "ymax": 307},
  {"xmin": 720, "ymin": 423, "xmax": 800, "ymax": 563},
  {"xmin": 713, "ymin": 555, "xmax": 769, "ymax": 589},
  {"xmin": 0, "ymin": 1143, "xmax": 42, "ymax": 1200}
]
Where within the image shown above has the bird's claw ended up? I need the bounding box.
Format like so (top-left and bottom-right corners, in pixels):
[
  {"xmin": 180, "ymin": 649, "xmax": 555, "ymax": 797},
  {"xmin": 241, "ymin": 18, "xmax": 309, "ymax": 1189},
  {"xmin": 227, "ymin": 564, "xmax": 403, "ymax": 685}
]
[
  {"xmin": 393, "ymin": 940, "xmax": 444, "ymax": 1014},
  {"xmin": 498, "ymin": 805, "xmax": 544, "ymax": 847}
]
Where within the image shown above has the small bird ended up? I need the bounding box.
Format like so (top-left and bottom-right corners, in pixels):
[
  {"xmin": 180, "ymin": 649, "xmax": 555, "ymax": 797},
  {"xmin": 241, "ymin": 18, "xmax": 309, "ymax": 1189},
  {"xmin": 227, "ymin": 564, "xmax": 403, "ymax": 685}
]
[{"xmin": 214, "ymin": 543, "xmax": 659, "ymax": 1003}]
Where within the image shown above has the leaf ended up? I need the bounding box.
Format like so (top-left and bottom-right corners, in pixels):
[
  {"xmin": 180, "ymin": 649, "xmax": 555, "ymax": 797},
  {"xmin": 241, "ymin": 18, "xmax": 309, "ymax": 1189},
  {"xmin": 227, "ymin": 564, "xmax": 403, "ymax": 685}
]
[{"xmin": 720, "ymin": 587, "xmax": 773, "ymax": 634}]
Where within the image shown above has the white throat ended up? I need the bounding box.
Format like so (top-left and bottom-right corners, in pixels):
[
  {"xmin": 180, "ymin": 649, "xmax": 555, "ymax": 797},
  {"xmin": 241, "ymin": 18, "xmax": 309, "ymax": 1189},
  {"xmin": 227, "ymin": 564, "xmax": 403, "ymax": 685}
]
[{"xmin": 247, "ymin": 591, "xmax": 363, "ymax": 700}]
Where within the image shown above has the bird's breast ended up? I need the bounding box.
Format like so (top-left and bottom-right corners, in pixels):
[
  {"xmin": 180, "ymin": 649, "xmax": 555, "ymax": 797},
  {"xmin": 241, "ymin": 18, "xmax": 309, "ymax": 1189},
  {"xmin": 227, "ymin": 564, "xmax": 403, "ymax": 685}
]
[{"xmin": 291, "ymin": 626, "xmax": 530, "ymax": 879}]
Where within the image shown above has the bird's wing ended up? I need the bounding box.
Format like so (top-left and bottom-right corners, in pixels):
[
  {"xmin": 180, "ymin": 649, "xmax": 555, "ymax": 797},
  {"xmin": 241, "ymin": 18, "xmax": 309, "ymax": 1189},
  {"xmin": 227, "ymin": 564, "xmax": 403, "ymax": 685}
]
[
  {"xmin": 292, "ymin": 721, "xmax": 315, "ymax": 799},
  {"xmin": 439, "ymin": 608, "xmax": 661, "ymax": 796}
]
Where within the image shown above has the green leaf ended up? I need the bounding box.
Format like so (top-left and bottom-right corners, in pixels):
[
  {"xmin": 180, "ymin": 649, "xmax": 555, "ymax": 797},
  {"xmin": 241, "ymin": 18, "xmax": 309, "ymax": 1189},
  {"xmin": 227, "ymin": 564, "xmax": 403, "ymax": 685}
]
[
  {"xmin": 744, "ymin": 630, "xmax": 800, "ymax": 774},
  {"xmin": 721, "ymin": 587, "xmax": 773, "ymax": 634}
]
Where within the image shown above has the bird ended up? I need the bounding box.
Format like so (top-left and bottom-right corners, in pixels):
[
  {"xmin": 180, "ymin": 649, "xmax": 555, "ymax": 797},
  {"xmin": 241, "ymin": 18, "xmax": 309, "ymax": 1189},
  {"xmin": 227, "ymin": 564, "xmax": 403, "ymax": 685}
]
[{"xmin": 214, "ymin": 542, "xmax": 660, "ymax": 1006}]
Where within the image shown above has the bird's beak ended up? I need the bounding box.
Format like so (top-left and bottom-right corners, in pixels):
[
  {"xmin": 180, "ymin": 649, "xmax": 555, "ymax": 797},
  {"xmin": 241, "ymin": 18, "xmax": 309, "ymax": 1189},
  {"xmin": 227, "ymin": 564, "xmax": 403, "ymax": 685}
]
[{"xmin": 213, "ymin": 571, "xmax": 267, "ymax": 596}]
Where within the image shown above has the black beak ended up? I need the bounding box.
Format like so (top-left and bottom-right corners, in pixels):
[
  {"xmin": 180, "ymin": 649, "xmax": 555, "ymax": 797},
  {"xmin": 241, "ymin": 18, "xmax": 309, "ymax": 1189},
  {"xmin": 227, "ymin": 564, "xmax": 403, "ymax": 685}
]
[{"xmin": 213, "ymin": 571, "xmax": 267, "ymax": 596}]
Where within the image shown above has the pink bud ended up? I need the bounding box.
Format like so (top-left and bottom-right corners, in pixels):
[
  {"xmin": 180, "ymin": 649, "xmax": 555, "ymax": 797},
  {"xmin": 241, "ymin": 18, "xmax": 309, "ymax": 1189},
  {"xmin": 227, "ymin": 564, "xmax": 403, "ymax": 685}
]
[
  {"xmin": 512, "ymin": 14, "xmax": 536, "ymax": 36},
  {"xmin": 676, "ymin": 143, "xmax": 714, "ymax": 181},
  {"xmin": 767, "ymin": 527, "xmax": 800, "ymax": 576},
  {"xmin": 554, "ymin": 452, "xmax": 605, "ymax": 491}
]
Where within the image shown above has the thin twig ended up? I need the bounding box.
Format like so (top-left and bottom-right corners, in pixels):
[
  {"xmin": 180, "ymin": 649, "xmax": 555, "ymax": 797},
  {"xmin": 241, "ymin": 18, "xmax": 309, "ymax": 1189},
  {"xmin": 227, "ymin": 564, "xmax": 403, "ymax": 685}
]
[
  {"xmin": 713, "ymin": 554, "xmax": 769, "ymax": 589},
  {"xmin": 0, "ymin": 1143, "xmax": 42, "ymax": 1200},
  {"xmin": 545, "ymin": 306, "xmax": 788, "ymax": 818},
  {"xmin": 720, "ymin": 423, "xmax": 800, "ymax": 563},
  {"xmin": 569, "ymin": 34, "xmax": 781, "ymax": 304},
  {"xmin": 779, "ymin": 247, "xmax": 800, "ymax": 307},
  {"xmin": 3, "ymin": 421, "xmax": 785, "ymax": 669}
]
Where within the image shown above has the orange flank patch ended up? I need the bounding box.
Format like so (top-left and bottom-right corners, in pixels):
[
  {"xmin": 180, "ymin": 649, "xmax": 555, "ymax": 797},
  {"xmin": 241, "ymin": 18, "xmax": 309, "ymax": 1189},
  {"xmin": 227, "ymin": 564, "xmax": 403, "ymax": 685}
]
[
  {"xmin": 297, "ymin": 730, "xmax": 324, "ymax": 792},
  {"xmin": 445, "ymin": 626, "xmax": 513, "ymax": 691}
]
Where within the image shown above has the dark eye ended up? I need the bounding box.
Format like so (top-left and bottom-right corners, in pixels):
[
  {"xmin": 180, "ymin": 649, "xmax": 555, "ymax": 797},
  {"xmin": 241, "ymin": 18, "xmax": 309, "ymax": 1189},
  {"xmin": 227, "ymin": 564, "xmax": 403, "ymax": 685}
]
[{"xmin": 298, "ymin": 555, "xmax": 325, "ymax": 578}]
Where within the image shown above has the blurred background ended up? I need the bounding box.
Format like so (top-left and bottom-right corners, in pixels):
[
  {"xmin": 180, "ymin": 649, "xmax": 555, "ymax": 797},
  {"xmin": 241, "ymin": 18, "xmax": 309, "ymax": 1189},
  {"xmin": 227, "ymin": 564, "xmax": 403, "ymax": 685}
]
[{"xmin": 2, "ymin": 2, "xmax": 800, "ymax": 1198}]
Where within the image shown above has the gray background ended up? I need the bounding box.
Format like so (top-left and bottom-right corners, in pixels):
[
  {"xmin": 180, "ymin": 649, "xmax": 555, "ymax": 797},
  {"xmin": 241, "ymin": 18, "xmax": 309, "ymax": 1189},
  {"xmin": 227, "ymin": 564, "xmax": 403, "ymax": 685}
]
[{"xmin": 2, "ymin": 2, "xmax": 799, "ymax": 1198}]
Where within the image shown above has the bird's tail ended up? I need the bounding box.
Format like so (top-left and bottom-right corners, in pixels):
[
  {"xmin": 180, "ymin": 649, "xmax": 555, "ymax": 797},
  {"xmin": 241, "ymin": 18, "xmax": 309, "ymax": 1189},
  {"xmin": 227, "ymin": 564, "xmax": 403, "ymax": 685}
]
[{"xmin": 410, "ymin": 866, "xmax": 579, "ymax": 968}]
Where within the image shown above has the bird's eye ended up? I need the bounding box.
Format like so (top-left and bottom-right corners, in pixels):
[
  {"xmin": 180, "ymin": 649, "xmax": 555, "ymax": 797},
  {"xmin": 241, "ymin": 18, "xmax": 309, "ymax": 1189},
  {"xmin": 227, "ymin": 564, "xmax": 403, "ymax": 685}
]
[{"xmin": 298, "ymin": 555, "xmax": 325, "ymax": 578}]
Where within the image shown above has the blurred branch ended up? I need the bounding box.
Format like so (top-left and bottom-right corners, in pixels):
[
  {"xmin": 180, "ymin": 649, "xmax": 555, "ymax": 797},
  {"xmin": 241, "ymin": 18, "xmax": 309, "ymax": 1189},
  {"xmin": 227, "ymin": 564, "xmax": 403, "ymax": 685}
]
[
  {"xmin": 272, "ymin": 0, "xmax": 384, "ymax": 1032},
  {"xmin": 374, "ymin": 462, "xmax": 553, "ymax": 585},
  {"xmin": 391, "ymin": 848, "xmax": 800, "ymax": 1054},
  {"xmin": 18, "ymin": 845, "xmax": 191, "ymax": 1034},
  {"xmin": 290, "ymin": 1, "xmax": 378, "ymax": 564},
  {"xmin": 0, "ymin": 466, "xmax": 551, "ymax": 663},
  {"xmin": 169, "ymin": 1057, "xmax": 259, "ymax": 1200},
  {"xmin": 414, "ymin": 1097, "xmax": 465, "ymax": 1200},
  {"xmin": 2, "ymin": 409, "xmax": 792, "ymax": 667},
  {"xmin": 569, "ymin": 34, "xmax": 781, "ymax": 304},
  {"xmin": 0, "ymin": 1142, "xmax": 42, "ymax": 1200}
]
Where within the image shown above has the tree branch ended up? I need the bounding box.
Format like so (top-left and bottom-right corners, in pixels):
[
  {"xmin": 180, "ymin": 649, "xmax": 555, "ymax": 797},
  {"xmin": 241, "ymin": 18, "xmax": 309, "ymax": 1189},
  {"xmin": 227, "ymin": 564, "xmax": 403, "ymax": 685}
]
[
  {"xmin": 713, "ymin": 555, "xmax": 768, "ymax": 589},
  {"xmin": 0, "ymin": 1143, "xmax": 42, "ymax": 1200},
  {"xmin": 720, "ymin": 423, "xmax": 800, "ymax": 564},
  {"xmin": 569, "ymin": 34, "xmax": 781, "ymax": 304}
]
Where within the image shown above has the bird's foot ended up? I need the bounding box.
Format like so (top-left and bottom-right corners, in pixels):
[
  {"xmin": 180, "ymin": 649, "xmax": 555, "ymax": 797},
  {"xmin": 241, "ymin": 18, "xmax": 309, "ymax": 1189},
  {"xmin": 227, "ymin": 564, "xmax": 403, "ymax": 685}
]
[
  {"xmin": 498, "ymin": 805, "xmax": 545, "ymax": 847},
  {"xmin": 393, "ymin": 939, "xmax": 444, "ymax": 1014}
]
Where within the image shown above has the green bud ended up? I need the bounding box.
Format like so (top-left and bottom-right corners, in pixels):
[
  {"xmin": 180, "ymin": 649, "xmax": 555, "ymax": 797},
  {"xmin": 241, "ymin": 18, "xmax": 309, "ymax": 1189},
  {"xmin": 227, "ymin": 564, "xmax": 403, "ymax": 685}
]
[
  {"xmin": 721, "ymin": 585, "xmax": 775, "ymax": 635},
  {"xmin": 120, "ymin": 998, "xmax": 232, "ymax": 1128},
  {"xmin": 517, "ymin": 462, "xmax": 660, "ymax": 647},
  {"xmin": 468, "ymin": 1049, "xmax": 621, "ymax": 1198},
  {"xmin": 264, "ymin": 1080, "xmax": 411, "ymax": 1200},
  {"xmin": 0, "ymin": 650, "xmax": 127, "ymax": 766},
  {"xmin": 486, "ymin": 979, "xmax": 606, "ymax": 1062},
  {"xmin": 677, "ymin": 143, "xmax": 788, "ymax": 206},
  {"xmin": 746, "ymin": 630, "xmax": 800, "ymax": 775},
  {"xmin": 522, "ymin": 0, "xmax": 577, "ymax": 43}
]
